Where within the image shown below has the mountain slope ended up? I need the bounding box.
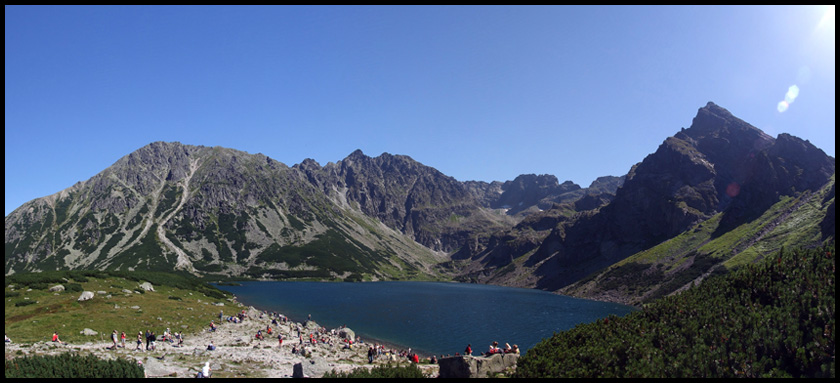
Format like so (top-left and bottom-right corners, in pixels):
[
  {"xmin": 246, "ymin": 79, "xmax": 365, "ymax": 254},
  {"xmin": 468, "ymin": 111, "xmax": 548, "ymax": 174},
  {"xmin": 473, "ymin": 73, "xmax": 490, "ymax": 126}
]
[
  {"xmin": 5, "ymin": 102, "xmax": 835, "ymax": 306},
  {"xmin": 4, "ymin": 143, "xmax": 445, "ymax": 281},
  {"xmin": 452, "ymin": 103, "xmax": 835, "ymax": 296}
]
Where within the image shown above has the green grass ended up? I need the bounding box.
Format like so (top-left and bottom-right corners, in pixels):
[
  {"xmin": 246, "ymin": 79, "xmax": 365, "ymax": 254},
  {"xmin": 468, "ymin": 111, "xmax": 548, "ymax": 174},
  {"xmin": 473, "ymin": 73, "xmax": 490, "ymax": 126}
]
[{"xmin": 5, "ymin": 273, "xmax": 230, "ymax": 345}]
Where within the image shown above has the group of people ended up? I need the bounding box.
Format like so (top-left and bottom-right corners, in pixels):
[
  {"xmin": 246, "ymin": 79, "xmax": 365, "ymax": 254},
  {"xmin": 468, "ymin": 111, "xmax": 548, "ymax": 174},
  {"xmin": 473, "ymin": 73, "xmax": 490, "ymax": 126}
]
[
  {"xmin": 453, "ymin": 342, "xmax": 519, "ymax": 359},
  {"xmin": 477, "ymin": 341, "xmax": 519, "ymax": 356}
]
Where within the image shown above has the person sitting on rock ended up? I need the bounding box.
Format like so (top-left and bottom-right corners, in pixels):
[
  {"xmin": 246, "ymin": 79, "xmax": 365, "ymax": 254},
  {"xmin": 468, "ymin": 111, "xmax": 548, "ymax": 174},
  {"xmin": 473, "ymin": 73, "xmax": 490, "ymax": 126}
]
[
  {"xmin": 51, "ymin": 331, "xmax": 64, "ymax": 344},
  {"xmin": 486, "ymin": 341, "xmax": 500, "ymax": 355}
]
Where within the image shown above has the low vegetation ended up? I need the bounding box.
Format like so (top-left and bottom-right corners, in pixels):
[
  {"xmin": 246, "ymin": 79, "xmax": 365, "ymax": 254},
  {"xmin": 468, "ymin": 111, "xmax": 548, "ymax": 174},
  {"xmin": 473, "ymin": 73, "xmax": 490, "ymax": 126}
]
[
  {"xmin": 323, "ymin": 362, "xmax": 427, "ymax": 378},
  {"xmin": 515, "ymin": 244, "xmax": 835, "ymax": 378},
  {"xmin": 5, "ymin": 353, "xmax": 144, "ymax": 378},
  {"xmin": 5, "ymin": 271, "xmax": 231, "ymax": 344}
]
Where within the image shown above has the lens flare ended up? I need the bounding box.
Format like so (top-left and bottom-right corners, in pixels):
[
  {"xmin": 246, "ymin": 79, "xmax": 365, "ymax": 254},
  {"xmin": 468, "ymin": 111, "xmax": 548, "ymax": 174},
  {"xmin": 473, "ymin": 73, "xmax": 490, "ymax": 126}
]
[
  {"xmin": 777, "ymin": 100, "xmax": 789, "ymax": 113},
  {"xmin": 726, "ymin": 182, "xmax": 741, "ymax": 198},
  {"xmin": 777, "ymin": 85, "xmax": 799, "ymax": 113},
  {"xmin": 785, "ymin": 85, "xmax": 799, "ymax": 104}
]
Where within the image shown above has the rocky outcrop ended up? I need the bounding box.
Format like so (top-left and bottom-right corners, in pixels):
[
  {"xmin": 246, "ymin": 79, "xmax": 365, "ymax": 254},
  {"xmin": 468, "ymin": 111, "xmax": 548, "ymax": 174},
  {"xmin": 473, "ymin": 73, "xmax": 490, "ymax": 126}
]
[
  {"xmin": 294, "ymin": 150, "xmax": 508, "ymax": 253},
  {"xmin": 528, "ymin": 102, "xmax": 835, "ymax": 291},
  {"xmin": 338, "ymin": 328, "xmax": 355, "ymax": 341},
  {"xmin": 438, "ymin": 354, "xmax": 518, "ymax": 378}
]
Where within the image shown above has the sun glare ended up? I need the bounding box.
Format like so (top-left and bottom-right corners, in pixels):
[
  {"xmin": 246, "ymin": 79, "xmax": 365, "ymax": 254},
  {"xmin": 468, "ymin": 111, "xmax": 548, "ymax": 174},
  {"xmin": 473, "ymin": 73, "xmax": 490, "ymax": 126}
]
[{"xmin": 817, "ymin": 5, "xmax": 835, "ymax": 31}]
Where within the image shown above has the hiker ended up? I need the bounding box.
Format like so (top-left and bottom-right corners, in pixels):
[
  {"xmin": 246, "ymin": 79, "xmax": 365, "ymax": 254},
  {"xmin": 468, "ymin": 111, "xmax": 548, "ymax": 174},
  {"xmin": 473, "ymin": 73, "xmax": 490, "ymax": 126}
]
[
  {"xmin": 145, "ymin": 330, "xmax": 151, "ymax": 350},
  {"xmin": 196, "ymin": 361, "xmax": 211, "ymax": 378},
  {"xmin": 209, "ymin": 321, "xmax": 217, "ymax": 332},
  {"xmin": 136, "ymin": 332, "xmax": 143, "ymax": 351},
  {"xmin": 51, "ymin": 331, "xmax": 64, "ymax": 344},
  {"xmin": 111, "ymin": 330, "xmax": 118, "ymax": 349},
  {"xmin": 465, "ymin": 344, "xmax": 472, "ymax": 355},
  {"xmin": 121, "ymin": 331, "xmax": 126, "ymax": 348},
  {"xmin": 207, "ymin": 341, "xmax": 216, "ymax": 351},
  {"xmin": 368, "ymin": 346, "xmax": 375, "ymax": 363},
  {"xmin": 149, "ymin": 331, "xmax": 157, "ymax": 351},
  {"xmin": 5, "ymin": 334, "xmax": 10, "ymax": 343},
  {"xmin": 278, "ymin": 334, "xmax": 283, "ymax": 347},
  {"xmin": 487, "ymin": 341, "xmax": 500, "ymax": 355}
]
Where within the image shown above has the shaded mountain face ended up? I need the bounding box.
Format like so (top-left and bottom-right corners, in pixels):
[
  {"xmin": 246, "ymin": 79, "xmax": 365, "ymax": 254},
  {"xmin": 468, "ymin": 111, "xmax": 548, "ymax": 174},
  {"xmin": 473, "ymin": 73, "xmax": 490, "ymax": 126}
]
[
  {"xmin": 521, "ymin": 102, "xmax": 835, "ymax": 291},
  {"xmin": 5, "ymin": 102, "xmax": 834, "ymax": 303}
]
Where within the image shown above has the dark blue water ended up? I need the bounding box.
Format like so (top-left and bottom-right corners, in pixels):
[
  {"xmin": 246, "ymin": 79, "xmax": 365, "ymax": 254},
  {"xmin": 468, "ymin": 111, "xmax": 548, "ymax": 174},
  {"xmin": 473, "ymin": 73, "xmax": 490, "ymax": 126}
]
[{"xmin": 215, "ymin": 281, "xmax": 635, "ymax": 357}]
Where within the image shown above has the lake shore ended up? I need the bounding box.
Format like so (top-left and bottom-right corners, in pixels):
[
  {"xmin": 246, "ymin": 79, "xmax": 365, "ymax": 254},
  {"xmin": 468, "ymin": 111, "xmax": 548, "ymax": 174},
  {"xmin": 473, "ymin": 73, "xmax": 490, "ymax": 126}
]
[{"xmin": 4, "ymin": 298, "xmax": 439, "ymax": 378}]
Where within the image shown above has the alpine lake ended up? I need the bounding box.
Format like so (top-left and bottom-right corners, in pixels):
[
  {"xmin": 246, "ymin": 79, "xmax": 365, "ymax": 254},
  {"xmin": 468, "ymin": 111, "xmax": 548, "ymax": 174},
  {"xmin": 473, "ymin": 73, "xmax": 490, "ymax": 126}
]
[{"xmin": 215, "ymin": 281, "xmax": 636, "ymax": 357}]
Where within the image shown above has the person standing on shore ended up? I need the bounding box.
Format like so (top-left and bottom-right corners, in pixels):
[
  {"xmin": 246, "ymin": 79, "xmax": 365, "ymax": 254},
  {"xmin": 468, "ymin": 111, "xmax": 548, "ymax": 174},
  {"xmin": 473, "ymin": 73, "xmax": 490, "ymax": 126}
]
[
  {"xmin": 111, "ymin": 330, "xmax": 118, "ymax": 349},
  {"xmin": 465, "ymin": 344, "xmax": 472, "ymax": 355}
]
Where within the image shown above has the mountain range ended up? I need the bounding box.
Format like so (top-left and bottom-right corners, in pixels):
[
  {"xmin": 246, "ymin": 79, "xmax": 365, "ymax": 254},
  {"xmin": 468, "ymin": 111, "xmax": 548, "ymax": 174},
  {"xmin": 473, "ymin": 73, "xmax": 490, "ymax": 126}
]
[{"xmin": 5, "ymin": 102, "xmax": 835, "ymax": 305}]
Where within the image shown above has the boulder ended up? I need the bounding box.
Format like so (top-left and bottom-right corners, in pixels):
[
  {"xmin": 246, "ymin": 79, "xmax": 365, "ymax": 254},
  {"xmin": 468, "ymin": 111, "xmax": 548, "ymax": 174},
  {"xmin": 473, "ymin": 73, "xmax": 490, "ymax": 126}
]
[
  {"xmin": 338, "ymin": 328, "xmax": 355, "ymax": 341},
  {"xmin": 80, "ymin": 328, "xmax": 98, "ymax": 336},
  {"xmin": 437, "ymin": 353, "xmax": 518, "ymax": 378},
  {"xmin": 292, "ymin": 362, "xmax": 305, "ymax": 378},
  {"xmin": 139, "ymin": 282, "xmax": 155, "ymax": 292},
  {"xmin": 49, "ymin": 285, "xmax": 65, "ymax": 292},
  {"xmin": 304, "ymin": 320, "xmax": 320, "ymax": 330},
  {"xmin": 77, "ymin": 291, "xmax": 95, "ymax": 301}
]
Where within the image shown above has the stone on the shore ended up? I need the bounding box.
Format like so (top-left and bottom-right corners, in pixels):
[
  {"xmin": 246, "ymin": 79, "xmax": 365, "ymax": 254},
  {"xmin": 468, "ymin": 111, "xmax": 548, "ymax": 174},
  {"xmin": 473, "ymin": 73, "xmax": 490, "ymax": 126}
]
[
  {"xmin": 437, "ymin": 353, "xmax": 518, "ymax": 378},
  {"xmin": 49, "ymin": 285, "xmax": 65, "ymax": 292},
  {"xmin": 139, "ymin": 282, "xmax": 155, "ymax": 292},
  {"xmin": 293, "ymin": 362, "xmax": 305, "ymax": 378},
  {"xmin": 338, "ymin": 328, "xmax": 355, "ymax": 341},
  {"xmin": 77, "ymin": 291, "xmax": 95, "ymax": 301}
]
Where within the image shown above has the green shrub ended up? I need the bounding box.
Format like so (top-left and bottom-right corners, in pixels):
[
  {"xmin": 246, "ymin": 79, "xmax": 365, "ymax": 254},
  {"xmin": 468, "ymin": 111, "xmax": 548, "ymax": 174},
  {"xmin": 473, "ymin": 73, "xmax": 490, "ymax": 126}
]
[
  {"xmin": 65, "ymin": 283, "xmax": 83, "ymax": 293},
  {"xmin": 5, "ymin": 353, "xmax": 144, "ymax": 378},
  {"xmin": 515, "ymin": 244, "xmax": 835, "ymax": 378},
  {"xmin": 323, "ymin": 363, "xmax": 426, "ymax": 378}
]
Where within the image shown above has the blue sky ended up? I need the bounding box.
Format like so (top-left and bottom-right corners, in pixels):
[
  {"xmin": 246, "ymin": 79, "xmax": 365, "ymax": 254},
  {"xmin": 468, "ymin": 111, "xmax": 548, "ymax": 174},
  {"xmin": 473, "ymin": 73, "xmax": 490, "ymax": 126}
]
[{"xmin": 5, "ymin": 5, "xmax": 835, "ymax": 216}]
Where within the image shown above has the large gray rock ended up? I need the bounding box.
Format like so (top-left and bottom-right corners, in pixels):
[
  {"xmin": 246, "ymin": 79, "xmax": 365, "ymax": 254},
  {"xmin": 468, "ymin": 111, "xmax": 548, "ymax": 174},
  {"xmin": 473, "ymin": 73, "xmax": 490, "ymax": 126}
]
[
  {"xmin": 49, "ymin": 285, "xmax": 65, "ymax": 292},
  {"xmin": 139, "ymin": 282, "xmax": 155, "ymax": 292},
  {"xmin": 81, "ymin": 328, "xmax": 98, "ymax": 336},
  {"xmin": 338, "ymin": 328, "xmax": 355, "ymax": 341},
  {"xmin": 437, "ymin": 353, "xmax": 518, "ymax": 378},
  {"xmin": 77, "ymin": 291, "xmax": 95, "ymax": 301},
  {"xmin": 304, "ymin": 320, "xmax": 320, "ymax": 330},
  {"xmin": 292, "ymin": 362, "xmax": 305, "ymax": 378}
]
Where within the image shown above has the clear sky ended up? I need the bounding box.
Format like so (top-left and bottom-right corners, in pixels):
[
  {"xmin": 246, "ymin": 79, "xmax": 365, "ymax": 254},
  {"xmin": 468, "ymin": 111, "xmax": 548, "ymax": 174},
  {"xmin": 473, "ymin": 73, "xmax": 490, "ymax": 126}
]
[{"xmin": 5, "ymin": 5, "xmax": 835, "ymax": 216}]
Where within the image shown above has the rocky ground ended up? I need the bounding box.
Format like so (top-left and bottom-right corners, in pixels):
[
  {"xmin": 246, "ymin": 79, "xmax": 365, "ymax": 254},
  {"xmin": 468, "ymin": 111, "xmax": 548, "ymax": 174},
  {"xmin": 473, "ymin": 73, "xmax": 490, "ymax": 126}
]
[{"xmin": 5, "ymin": 304, "xmax": 440, "ymax": 378}]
